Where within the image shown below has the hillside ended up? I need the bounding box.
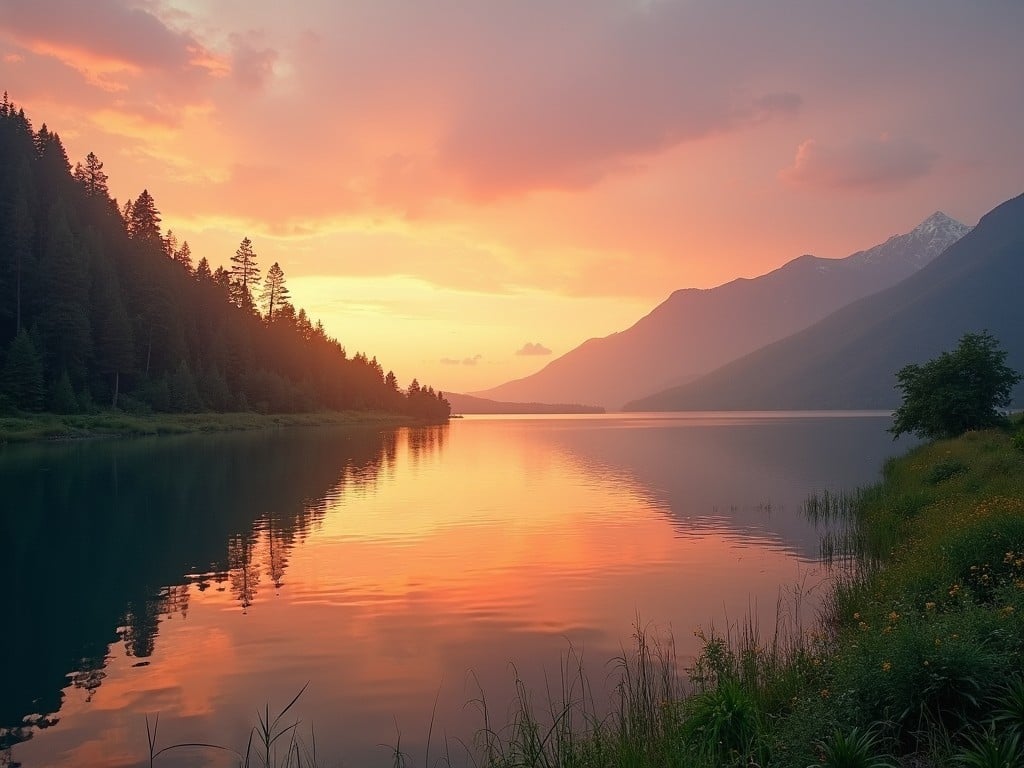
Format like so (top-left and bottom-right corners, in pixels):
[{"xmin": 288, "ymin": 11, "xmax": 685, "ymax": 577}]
[
  {"xmin": 445, "ymin": 392, "xmax": 603, "ymax": 414},
  {"xmin": 0, "ymin": 99, "xmax": 448, "ymax": 421},
  {"xmin": 626, "ymin": 192, "xmax": 1024, "ymax": 411},
  {"xmin": 474, "ymin": 213, "xmax": 969, "ymax": 409}
]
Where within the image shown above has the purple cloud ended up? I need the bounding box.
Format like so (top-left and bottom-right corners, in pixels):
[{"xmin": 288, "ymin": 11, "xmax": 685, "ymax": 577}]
[{"xmin": 781, "ymin": 136, "xmax": 938, "ymax": 192}]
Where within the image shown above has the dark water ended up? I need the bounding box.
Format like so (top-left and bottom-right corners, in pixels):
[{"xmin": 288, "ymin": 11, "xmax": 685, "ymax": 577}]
[{"xmin": 1, "ymin": 413, "xmax": 907, "ymax": 767}]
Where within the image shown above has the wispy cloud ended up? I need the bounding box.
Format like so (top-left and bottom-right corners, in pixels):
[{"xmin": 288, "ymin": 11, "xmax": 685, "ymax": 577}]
[
  {"xmin": 516, "ymin": 342, "xmax": 551, "ymax": 356},
  {"xmin": 780, "ymin": 136, "xmax": 938, "ymax": 192},
  {"xmin": 441, "ymin": 354, "xmax": 482, "ymax": 366}
]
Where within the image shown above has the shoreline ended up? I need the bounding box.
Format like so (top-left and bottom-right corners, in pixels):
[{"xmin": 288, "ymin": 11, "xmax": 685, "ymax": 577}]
[{"xmin": 0, "ymin": 410, "xmax": 446, "ymax": 446}]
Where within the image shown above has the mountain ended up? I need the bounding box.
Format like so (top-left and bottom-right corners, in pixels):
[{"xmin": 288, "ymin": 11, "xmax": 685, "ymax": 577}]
[
  {"xmin": 473, "ymin": 213, "xmax": 970, "ymax": 409},
  {"xmin": 625, "ymin": 193, "xmax": 1024, "ymax": 411},
  {"xmin": 445, "ymin": 392, "xmax": 603, "ymax": 414}
]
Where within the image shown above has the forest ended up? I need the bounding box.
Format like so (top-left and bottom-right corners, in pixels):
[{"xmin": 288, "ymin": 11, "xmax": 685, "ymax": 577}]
[{"xmin": 0, "ymin": 96, "xmax": 449, "ymax": 422}]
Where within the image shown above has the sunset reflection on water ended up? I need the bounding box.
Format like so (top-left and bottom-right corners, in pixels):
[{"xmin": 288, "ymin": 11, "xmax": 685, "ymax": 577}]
[{"xmin": 5, "ymin": 413, "xmax": 904, "ymax": 767}]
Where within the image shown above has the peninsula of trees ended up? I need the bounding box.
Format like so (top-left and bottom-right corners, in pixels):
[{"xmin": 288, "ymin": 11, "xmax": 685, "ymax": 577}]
[{"xmin": 0, "ymin": 97, "xmax": 449, "ymax": 422}]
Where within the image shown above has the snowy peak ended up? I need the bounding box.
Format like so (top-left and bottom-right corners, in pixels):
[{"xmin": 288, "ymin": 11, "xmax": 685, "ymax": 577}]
[
  {"xmin": 913, "ymin": 211, "xmax": 972, "ymax": 240},
  {"xmin": 847, "ymin": 211, "xmax": 971, "ymax": 271}
]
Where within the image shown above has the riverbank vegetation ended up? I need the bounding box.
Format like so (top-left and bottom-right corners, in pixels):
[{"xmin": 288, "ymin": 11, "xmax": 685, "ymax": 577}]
[
  {"xmin": 0, "ymin": 97, "xmax": 449, "ymax": 424},
  {"xmin": 0, "ymin": 409, "xmax": 418, "ymax": 444}
]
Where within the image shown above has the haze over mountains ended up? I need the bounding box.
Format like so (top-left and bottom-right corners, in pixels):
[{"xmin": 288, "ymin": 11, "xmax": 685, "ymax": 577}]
[
  {"xmin": 627, "ymin": 192, "xmax": 1024, "ymax": 411},
  {"xmin": 473, "ymin": 213, "xmax": 970, "ymax": 410}
]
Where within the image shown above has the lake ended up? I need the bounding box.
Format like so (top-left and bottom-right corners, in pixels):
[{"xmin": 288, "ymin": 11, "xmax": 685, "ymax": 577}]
[{"xmin": 1, "ymin": 412, "xmax": 908, "ymax": 767}]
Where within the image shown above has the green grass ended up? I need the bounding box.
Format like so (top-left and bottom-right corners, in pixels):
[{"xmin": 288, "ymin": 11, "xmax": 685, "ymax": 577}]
[{"xmin": 0, "ymin": 409, "xmax": 422, "ymax": 445}]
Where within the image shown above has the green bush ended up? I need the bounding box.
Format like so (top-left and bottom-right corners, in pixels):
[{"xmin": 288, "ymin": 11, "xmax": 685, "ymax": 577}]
[{"xmin": 927, "ymin": 459, "xmax": 968, "ymax": 485}]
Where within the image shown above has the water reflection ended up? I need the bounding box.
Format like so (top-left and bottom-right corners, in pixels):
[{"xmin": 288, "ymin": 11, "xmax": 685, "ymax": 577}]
[
  {"xmin": 2, "ymin": 415, "xmax": 902, "ymax": 767},
  {"xmin": 1, "ymin": 425, "xmax": 422, "ymax": 754}
]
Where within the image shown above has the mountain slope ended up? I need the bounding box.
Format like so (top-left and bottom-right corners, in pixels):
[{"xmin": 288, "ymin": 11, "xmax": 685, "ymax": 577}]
[
  {"xmin": 445, "ymin": 392, "xmax": 603, "ymax": 414},
  {"xmin": 625, "ymin": 193, "xmax": 1024, "ymax": 411},
  {"xmin": 474, "ymin": 213, "xmax": 970, "ymax": 409}
]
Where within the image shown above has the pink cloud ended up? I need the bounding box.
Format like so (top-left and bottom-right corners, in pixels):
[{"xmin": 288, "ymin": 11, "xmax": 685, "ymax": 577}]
[
  {"xmin": 230, "ymin": 33, "xmax": 277, "ymax": 91},
  {"xmin": 781, "ymin": 136, "xmax": 938, "ymax": 191},
  {"xmin": 0, "ymin": 0, "xmax": 215, "ymax": 74}
]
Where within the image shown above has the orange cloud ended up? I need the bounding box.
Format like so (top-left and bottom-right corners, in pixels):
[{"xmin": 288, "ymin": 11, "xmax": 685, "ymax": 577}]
[{"xmin": 0, "ymin": 0, "xmax": 214, "ymax": 73}]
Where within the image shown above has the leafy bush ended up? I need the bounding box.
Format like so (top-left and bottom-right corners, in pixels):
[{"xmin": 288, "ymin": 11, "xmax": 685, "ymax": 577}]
[
  {"xmin": 891, "ymin": 332, "xmax": 1021, "ymax": 440},
  {"xmin": 812, "ymin": 726, "xmax": 897, "ymax": 768}
]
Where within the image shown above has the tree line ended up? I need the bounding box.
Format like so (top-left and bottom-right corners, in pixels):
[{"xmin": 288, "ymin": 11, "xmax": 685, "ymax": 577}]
[{"xmin": 0, "ymin": 95, "xmax": 449, "ymax": 421}]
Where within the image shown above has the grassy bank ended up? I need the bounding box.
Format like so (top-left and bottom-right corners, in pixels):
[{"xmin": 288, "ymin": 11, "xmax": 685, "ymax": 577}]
[{"xmin": 0, "ymin": 409, "xmax": 423, "ymax": 445}]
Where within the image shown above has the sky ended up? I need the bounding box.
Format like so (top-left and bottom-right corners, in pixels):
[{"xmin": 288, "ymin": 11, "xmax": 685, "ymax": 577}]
[{"xmin": 1, "ymin": 0, "xmax": 1022, "ymax": 393}]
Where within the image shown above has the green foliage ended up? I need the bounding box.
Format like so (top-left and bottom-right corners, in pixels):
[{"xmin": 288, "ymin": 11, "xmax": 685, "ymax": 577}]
[
  {"xmin": 994, "ymin": 677, "xmax": 1024, "ymax": 737},
  {"xmin": 926, "ymin": 458, "xmax": 968, "ymax": 485},
  {"xmin": 681, "ymin": 679, "xmax": 760, "ymax": 764},
  {"xmin": 48, "ymin": 368, "xmax": 78, "ymax": 413},
  {"xmin": 811, "ymin": 726, "xmax": 897, "ymax": 768},
  {"xmin": 955, "ymin": 729, "xmax": 1023, "ymax": 768},
  {"xmin": 1012, "ymin": 430, "xmax": 1024, "ymax": 454},
  {"xmin": 2, "ymin": 327, "xmax": 44, "ymax": 410},
  {"xmin": 891, "ymin": 332, "xmax": 1021, "ymax": 440}
]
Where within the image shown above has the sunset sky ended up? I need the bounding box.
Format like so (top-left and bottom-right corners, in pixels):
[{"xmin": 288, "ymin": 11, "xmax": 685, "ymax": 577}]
[{"xmin": 1, "ymin": 1, "xmax": 1022, "ymax": 393}]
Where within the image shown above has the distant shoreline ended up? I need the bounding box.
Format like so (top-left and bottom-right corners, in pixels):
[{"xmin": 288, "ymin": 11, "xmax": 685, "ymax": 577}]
[{"xmin": 0, "ymin": 410, "xmax": 446, "ymax": 445}]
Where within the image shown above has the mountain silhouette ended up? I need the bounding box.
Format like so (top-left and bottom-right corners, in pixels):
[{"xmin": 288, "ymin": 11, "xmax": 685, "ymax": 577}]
[
  {"xmin": 475, "ymin": 213, "xmax": 969, "ymax": 409},
  {"xmin": 626, "ymin": 194, "xmax": 1024, "ymax": 411}
]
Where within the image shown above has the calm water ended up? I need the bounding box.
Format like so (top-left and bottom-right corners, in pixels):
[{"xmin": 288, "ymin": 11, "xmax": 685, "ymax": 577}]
[{"xmin": 2, "ymin": 413, "xmax": 907, "ymax": 767}]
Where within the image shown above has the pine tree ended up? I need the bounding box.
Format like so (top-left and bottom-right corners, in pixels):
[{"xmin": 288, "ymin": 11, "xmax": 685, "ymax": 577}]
[
  {"xmin": 94, "ymin": 273, "xmax": 135, "ymax": 408},
  {"xmin": 39, "ymin": 202, "xmax": 91, "ymax": 380},
  {"xmin": 73, "ymin": 152, "xmax": 109, "ymax": 198},
  {"xmin": 127, "ymin": 189, "xmax": 162, "ymax": 244},
  {"xmin": 163, "ymin": 229, "xmax": 178, "ymax": 259},
  {"xmin": 194, "ymin": 256, "xmax": 213, "ymax": 282},
  {"xmin": 230, "ymin": 237, "xmax": 261, "ymax": 311},
  {"xmin": 174, "ymin": 240, "xmax": 194, "ymax": 273},
  {"xmin": 49, "ymin": 368, "xmax": 78, "ymax": 413},
  {"xmin": 1, "ymin": 328, "xmax": 44, "ymax": 411},
  {"xmin": 260, "ymin": 261, "xmax": 290, "ymax": 321}
]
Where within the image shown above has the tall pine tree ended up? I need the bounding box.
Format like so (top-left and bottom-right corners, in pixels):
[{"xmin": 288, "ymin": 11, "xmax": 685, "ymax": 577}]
[
  {"xmin": 260, "ymin": 261, "xmax": 290, "ymax": 321},
  {"xmin": 230, "ymin": 237, "xmax": 261, "ymax": 312}
]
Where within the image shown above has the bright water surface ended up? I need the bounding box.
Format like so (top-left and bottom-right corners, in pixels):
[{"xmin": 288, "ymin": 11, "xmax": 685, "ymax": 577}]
[{"xmin": 2, "ymin": 412, "xmax": 909, "ymax": 767}]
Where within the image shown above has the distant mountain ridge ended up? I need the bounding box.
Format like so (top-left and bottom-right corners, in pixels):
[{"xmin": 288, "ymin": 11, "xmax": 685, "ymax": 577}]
[
  {"xmin": 445, "ymin": 392, "xmax": 604, "ymax": 414},
  {"xmin": 625, "ymin": 193, "xmax": 1024, "ymax": 411},
  {"xmin": 473, "ymin": 213, "xmax": 970, "ymax": 410}
]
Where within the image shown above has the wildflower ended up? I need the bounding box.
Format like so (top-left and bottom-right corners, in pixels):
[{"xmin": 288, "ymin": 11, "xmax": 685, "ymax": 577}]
[
  {"xmin": 853, "ymin": 612, "xmax": 860, "ymax": 620},
  {"xmin": 820, "ymin": 689, "xmax": 830, "ymax": 699},
  {"xmin": 1001, "ymin": 606, "xmax": 1015, "ymax": 617},
  {"xmin": 888, "ymin": 611, "xmax": 900, "ymax": 621},
  {"xmin": 882, "ymin": 661, "xmax": 892, "ymax": 672},
  {"xmin": 858, "ymin": 621, "xmax": 869, "ymax": 631},
  {"xmin": 925, "ymin": 602, "xmax": 936, "ymax": 611}
]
